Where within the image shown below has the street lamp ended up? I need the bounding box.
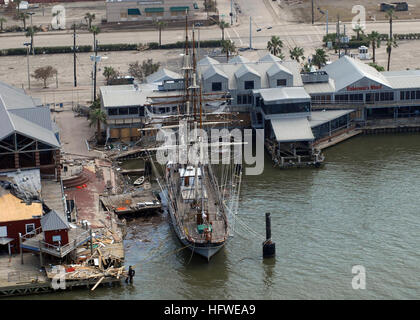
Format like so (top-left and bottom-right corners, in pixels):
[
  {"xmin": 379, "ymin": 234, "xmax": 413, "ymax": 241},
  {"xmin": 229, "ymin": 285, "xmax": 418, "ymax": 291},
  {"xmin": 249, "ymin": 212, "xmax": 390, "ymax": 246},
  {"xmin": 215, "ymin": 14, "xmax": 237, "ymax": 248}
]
[{"xmin": 23, "ymin": 42, "xmax": 31, "ymax": 89}]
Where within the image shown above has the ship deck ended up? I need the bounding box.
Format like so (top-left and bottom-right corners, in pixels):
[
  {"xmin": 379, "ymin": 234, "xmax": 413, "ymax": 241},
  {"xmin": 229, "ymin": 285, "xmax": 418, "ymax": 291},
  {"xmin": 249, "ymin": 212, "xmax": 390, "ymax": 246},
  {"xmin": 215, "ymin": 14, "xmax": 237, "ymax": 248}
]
[{"xmin": 168, "ymin": 166, "xmax": 228, "ymax": 244}]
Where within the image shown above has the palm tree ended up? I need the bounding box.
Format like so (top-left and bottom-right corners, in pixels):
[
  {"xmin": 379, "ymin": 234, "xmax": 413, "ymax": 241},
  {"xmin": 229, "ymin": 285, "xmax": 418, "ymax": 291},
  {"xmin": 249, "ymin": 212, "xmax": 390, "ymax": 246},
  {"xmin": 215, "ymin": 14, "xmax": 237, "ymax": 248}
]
[
  {"xmin": 0, "ymin": 17, "xmax": 7, "ymax": 32},
  {"xmin": 353, "ymin": 24, "xmax": 364, "ymax": 40},
  {"xmin": 155, "ymin": 20, "xmax": 167, "ymax": 47},
  {"xmin": 312, "ymin": 48, "xmax": 328, "ymax": 69},
  {"xmin": 367, "ymin": 31, "xmax": 381, "ymax": 64},
  {"xmin": 25, "ymin": 26, "xmax": 37, "ymax": 54},
  {"xmin": 385, "ymin": 8, "xmax": 397, "ymax": 71},
  {"xmin": 90, "ymin": 25, "xmax": 100, "ymax": 50},
  {"xmin": 267, "ymin": 36, "xmax": 283, "ymax": 57},
  {"xmin": 18, "ymin": 12, "xmax": 29, "ymax": 30},
  {"xmin": 85, "ymin": 12, "xmax": 96, "ymax": 29},
  {"xmin": 386, "ymin": 36, "xmax": 398, "ymax": 71},
  {"xmin": 289, "ymin": 47, "xmax": 305, "ymax": 63},
  {"xmin": 221, "ymin": 40, "xmax": 236, "ymax": 62},
  {"xmin": 219, "ymin": 20, "xmax": 229, "ymax": 41},
  {"xmin": 89, "ymin": 107, "xmax": 107, "ymax": 142}
]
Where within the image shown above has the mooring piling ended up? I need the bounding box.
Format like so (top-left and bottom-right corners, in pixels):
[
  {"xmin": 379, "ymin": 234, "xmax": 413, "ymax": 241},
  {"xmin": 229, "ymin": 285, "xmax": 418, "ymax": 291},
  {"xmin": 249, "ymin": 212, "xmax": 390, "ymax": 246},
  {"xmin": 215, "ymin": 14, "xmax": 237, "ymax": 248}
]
[{"xmin": 263, "ymin": 212, "xmax": 275, "ymax": 258}]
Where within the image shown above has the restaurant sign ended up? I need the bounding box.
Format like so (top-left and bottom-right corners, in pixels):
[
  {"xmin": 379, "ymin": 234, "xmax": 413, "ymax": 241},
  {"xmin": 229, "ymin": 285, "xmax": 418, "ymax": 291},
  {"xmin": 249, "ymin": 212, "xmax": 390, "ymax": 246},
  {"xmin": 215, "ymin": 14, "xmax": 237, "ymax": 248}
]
[{"xmin": 346, "ymin": 84, "xmax": 383, "ymax": 91}]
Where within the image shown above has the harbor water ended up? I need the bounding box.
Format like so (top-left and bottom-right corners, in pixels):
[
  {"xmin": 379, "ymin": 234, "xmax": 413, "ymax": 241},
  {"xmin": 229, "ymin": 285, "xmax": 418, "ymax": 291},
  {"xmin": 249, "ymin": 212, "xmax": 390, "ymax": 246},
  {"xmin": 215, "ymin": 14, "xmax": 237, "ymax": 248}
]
[{"xmin": 19, "ymin": 133, "xmax": 420, "ymax": 299}]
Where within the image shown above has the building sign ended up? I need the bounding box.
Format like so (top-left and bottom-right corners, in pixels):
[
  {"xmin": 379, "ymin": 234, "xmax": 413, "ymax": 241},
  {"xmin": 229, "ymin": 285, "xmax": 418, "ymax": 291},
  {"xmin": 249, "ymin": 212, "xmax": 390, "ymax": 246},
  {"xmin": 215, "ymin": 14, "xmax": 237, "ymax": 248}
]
[
  {"xmin": 52, "ymin": 235, "xmax": 62, "ymax": 242},
  {"xmin": 347, "ymin": 84, "xmax": 383, "ymax": 91}
]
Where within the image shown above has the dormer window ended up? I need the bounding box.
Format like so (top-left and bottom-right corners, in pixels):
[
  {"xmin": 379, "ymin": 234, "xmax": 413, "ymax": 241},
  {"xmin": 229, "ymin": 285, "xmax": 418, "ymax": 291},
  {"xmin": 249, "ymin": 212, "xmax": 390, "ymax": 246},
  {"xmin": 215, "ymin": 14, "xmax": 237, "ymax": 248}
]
[
  {"xmin": 277, "ymin": 79, "xmax": 287, "ymax": 86},
  {"xmin": 244, "ymin": 81, "xmax": 254, "ymax": 90}
]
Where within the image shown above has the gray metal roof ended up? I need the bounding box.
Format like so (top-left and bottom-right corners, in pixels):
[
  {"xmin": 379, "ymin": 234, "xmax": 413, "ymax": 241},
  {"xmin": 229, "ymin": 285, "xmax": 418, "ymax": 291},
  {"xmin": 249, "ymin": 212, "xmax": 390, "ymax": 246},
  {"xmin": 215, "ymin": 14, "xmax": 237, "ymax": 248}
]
[
  {"xmin": 271, "ymin": 117, "xmax": 314, "ymax": 142},
  {"xmin": 198, "ymin": 58, "xmax": 303, "ymax": 90},
  {"xmin": 309, "ymin": 110, "xmax": 354, "ymax": 128},
  {"xmin": 41, "ymin": 210, "xmax": 69, "ymax": 231},
  {"xmin": 303, "ymin": 78, "xmax": 336, "ymax": 94},
  {"xmin": 321, "ymin": 56, "xmax": 391, "ymax": 91},
  {"xmin": 146, "ymin": 68, "xmax": 182, "ymax": 84},
  {"xmin": 259, "ymin": 53, "xmax": 282, "ymax": 63},
  {"xmin": 235, "ymin": 64, "xmax": 260, "ymax": 79},
  {"xmin": 255, "ymin": 87, "xmax": 310, "ymax": 103},
  {"xmin": 202, "ymin": 64, "xmax": 229, "ymax": 80},
  {"xmin": 197, "ymin": 56, "xmax": 220, "ymax": 66},
  {"xmin": 229, "ymin": 55, "xmax": 250, "ymax": 64},
  {"xmin": 382, "ymin": 70, "xmax": 420, "ymax": 89},
  {"xmin": 0, "ymin": 81, "xmax": 60, "ymax": 148}
]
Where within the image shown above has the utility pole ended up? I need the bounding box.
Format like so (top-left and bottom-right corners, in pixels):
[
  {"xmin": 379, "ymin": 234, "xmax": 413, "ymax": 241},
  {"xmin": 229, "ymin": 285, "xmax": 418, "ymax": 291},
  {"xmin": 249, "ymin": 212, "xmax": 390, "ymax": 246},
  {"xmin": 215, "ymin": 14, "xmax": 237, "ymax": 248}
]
[
  {"xmin": 337, "ymin": 15, "xmax": 341, "ymax": 58},
  {"xmin": 230, "ymin": 0, "xmax": 233, "ymax": 25},
  {"xmin": 73, "ymin": 24, "xmax": 77, "ymax": 87},
  {"xmin": 311, "ymin": 0, "xmax": 314, "ymax": 25},
  {"xmin": 93, "ymin": 39, "xmax": 98, "ymax": 101},
  {"xmin": 24, "ymin": 43, "xmax": 31, "ymax": 89},
  {"xmin": 326, "ymin": 10, "xmax": 328, "ymax": 35},
  {"xmin": 249, "ymin": 16, "xmax": 252, "ymax": 49}
]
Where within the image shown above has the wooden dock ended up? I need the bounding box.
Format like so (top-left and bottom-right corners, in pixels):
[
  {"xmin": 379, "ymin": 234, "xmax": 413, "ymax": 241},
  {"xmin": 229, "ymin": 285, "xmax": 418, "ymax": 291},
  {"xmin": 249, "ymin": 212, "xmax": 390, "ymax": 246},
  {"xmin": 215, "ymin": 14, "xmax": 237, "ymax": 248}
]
[{"xmin": 0, "ymin": 254, "xmax": 122, "ymax": 297}]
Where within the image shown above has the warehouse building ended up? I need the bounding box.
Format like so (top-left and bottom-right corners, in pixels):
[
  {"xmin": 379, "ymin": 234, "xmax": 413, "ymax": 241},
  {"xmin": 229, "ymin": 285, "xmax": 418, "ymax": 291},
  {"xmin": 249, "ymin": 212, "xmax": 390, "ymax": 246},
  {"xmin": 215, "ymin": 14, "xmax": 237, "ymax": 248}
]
[
  {"xmin": 0, "ymin": 82, "xmax": 61, "ymax": 180},
  {"xmin": 106, "ymin": 0, "xmax": 199, "ymax": 23}
]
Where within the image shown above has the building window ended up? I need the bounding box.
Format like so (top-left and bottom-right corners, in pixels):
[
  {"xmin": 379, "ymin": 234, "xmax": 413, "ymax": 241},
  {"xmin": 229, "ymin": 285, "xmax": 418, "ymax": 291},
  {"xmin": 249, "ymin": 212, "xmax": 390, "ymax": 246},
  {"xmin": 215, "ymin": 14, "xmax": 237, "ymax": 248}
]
[
  {"xmin": 400, "ymin": 91, "xmax": 405, "ymax": 100},
  {"xmin": 25, "ymin": 223, "xmax": 35, "ymax": 234},
  {"xmin": 139, "ymin": 107, "xmax": 145, "ymax": 116},
  {"xmin": 277, "ymin": 79, "xmax": 287, "ymax": 86},
  {"xmin": 119, "ymin": 108, "xmax": 129, "ymax": 115},
  {"xmin": 127, "ymin": 8, "xmax": 141, "ymax": 15},
  {"xmin": 212, "ymin": 82, "xmax": 222, "ymax": 91},
  {"xmin": 244, "ymin": 81, "xmax": 254, "ymax": 90},
  {"xmin": 237, "ymin": 95, "xmax": 242, "ymax": 104},
  {"xmin": 108, "ymin": 108, "xmax": 118, "ymax": 116},
  {"xmin": 129, "ymin": 107, "xmax": 138, "ymax": 115},
  {"xmin": 52, "ymin": 235, "xmax": 62, "ymax": 243}
]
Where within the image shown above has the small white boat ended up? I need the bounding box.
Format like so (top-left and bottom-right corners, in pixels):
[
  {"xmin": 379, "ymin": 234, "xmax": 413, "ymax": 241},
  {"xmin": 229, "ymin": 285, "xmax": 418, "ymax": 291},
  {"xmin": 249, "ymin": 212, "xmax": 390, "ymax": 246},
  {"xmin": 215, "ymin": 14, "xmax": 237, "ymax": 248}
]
[{"xmin": 133, "ymin": 176, "xmax": 145, "ymax": 186}]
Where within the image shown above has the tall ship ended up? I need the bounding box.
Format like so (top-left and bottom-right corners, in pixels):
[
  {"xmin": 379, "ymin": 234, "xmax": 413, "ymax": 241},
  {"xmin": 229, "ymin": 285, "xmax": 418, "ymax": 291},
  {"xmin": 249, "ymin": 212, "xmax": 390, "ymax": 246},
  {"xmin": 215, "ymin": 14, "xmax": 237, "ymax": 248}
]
[{"xmin": 146, "ymin": 19, "xmax": 243, "ymax": 261}]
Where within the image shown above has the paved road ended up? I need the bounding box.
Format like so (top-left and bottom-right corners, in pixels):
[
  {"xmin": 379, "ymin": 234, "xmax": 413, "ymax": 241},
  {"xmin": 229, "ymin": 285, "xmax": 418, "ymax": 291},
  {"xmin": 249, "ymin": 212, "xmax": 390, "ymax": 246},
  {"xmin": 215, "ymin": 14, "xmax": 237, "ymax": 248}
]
[{"xmin": 1, "ymin": 1, "xmax": 419, "ymax": 53}]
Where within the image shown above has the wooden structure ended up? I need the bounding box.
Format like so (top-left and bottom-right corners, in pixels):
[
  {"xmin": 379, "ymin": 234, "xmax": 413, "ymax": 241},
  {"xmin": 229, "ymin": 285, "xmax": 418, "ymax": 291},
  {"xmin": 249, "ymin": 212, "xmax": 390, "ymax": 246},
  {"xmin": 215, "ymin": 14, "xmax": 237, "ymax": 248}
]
[
  {"xmin": 100, "ymin": 189, "xmax": 161, "ymax": 216},
  {"xmin": 0, "ymin": 188, "xmax": 42, "ymax": 253}
]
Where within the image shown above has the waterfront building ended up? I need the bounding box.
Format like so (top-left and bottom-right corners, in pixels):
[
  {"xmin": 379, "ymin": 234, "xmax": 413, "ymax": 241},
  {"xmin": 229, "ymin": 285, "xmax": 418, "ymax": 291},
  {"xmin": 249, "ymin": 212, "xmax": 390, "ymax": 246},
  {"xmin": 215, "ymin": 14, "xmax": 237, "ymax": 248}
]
[
  {"xmin": 198, "ymin": 54, "xmax": 354, "ymax": 167},
  {"xmin": 106, "ymin": 0, "xmax": 198, "ymax": 23},
  {"xmin": 0, "ymin": 81, "xmax": 61, "ymax": 180},
  {"xmin": 306, "ymin": 56, "xmax": 420, "ymax": 122},
  {"xmin": 99, "ymin": 69, "xmax": 184, "ymax": 142}
]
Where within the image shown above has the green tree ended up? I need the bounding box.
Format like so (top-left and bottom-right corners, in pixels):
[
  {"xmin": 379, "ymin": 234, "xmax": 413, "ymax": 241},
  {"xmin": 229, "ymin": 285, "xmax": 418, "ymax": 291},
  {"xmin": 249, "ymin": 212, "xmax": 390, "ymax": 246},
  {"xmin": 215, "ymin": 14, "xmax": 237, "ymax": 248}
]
[
  {"xmin": 221, "ymin": 40, "xmax": 236, "ymax": 62},
  {"xmin": 155, "ymin": 20, "xmax": 167, "ymax": 47},
  {"xmin": 90, "ymin": 26, "xmax": 100, "ymax": 50},
  {"xmin": 103, "ymin": 66, "xmax": 119, "ymax": 84},
  {"xmin": 312, "ymin": 48, "xmax": 328, "ymax": 69},
  {"xmin": 85, "ymin": 12, "xmax": 96, "ymax": 29},
  {"xmin": 267, "ymin": 36, "xmax": 283, "ymax": 57},
  {"xmin": 128, "ymin": 59, "xmax": 160, "ymax": 82},
  {"xmin": 0, "ymin": 17, "xmax": 7, "ymax": 32},
  {"xmin": 89, "ymin": 106, "xmax": 107, "ymax": 143},
  {"xmin": 353, "ymin": 24, "xmax": 364, "ymax": 40},
  {"xmin": 367, "ymin": 31, "xmax": 381, "ymax": 64},
  {"xmin": 25, "ymin": 26, "xmax": 37, "ymax": 54},
  {"xmin": 219, "ymin": 20, "xmax": 229, "ymax": 41},
  {"xmin": 385, "ymin": 8, "xmax": 397, "ymax": 71},
  {"xmin": 16, "ymin": 12, "xmax": 29, "ymax": 30},
  {"xmin": 32, "ymin": 66, "xmax": 57, "ymax": 88},
  {"xmin": 368, "ymin": 62, "xmax": 385, "ymax": 72},
  {"xmin": 386, "ymin": 36, "xmax": 398, "ymax": 71},
  {"xmin": 289, "ymin": 46, "xmax": 305, "ymax": 63}
]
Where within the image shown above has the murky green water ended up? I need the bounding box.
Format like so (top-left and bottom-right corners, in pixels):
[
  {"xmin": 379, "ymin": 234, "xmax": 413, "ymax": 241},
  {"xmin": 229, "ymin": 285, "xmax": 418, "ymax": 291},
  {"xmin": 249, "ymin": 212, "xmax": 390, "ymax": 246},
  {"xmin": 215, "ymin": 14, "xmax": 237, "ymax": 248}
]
[{"xmin": 17, "ymin": 134, "xmax": 420, "ymax": 299}]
